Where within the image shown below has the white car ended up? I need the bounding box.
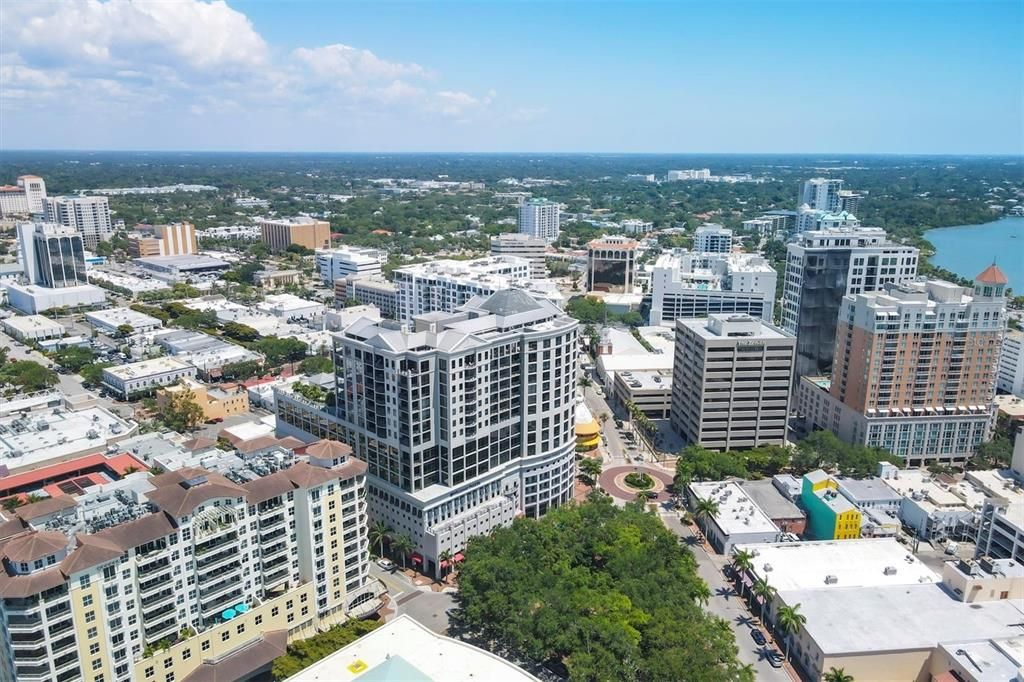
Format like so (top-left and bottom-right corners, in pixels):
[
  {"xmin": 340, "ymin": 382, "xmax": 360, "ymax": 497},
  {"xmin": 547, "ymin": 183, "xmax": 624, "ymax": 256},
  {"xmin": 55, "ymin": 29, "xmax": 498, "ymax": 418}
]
[{"xmin": 376, "ymin": 558, "xmax": 395, "ymax": 571}]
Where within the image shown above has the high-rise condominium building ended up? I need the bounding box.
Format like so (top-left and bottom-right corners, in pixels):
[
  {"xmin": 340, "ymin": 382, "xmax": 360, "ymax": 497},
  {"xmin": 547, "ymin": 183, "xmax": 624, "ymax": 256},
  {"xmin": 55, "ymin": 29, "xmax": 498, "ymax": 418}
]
[
  {"xmin": 44, "ymin": 195, "xmax": 113, "ymax": 249},
  {"xmin": 490, "ymin": 233, "xmax": 547, "ymax": 278},
  {"xmin": 998, "ymin": 330, "xmax": 1024, "ymax": 398},
  {"xmin": 275, "ymin": 291, "xmax": 579, "ymax": 576},
  {"xmin": 838, "ymin": 190, "xmax": 865, "ymax": 217},
  {"xmin": 259, "ymin": 216, "xmax": 331, "ymax": 253},
  {"xmin": 800, "ymin": 178, "xmax": 844, "ymax": 212},
  {"xmin": 315, "ymin": 246, "xmax": 386, "ymax": 284},
  {"xmin": 648, "ymin": 250, "xmax": 777, "ymax": 326},
  {"xmin": 17, "ymin": 222, "xmax": 88, "ymax": 288},
  {"xmin": 795, "ymin": 268, "xmax": 1007, "ymax": 466},
  {"xmin": 781, "ymin": 226, "xmax": 919, "ymax": 379},
  {"xmin": 128, "ymin": 222, "xmax": 199, "ymax": 258},
  {"xmin": 0, "ymin": 175, "xmax": 47, "ymax": 216},
  {"xmin": 392, "ymin": 256, "xmax": 533, "ymax": 323},
  {"xmin": 518, "ymin": 198, "xmax": 560, "ymax": 242},
  {"xmin": 0, "ymin": 442, "xmax": 378, "ymax": 682},
  {"xmin": 693, "ymin": 223, "xmax": 733, "ymax": 253},
  {"xmin": 670, "ymin": 313, "xmax": 795, "ymax": 451},
  {"xmin": 586, "ymin": 236, "xmax": 638, "ymax": 293}
]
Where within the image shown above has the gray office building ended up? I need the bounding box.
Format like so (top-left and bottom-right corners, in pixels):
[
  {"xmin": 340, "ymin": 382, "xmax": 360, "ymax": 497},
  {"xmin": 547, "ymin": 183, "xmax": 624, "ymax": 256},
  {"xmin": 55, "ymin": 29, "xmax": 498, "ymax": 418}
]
[{"xmin": 16, "ymin": 222, "xmax": 88, "ymax": 288}]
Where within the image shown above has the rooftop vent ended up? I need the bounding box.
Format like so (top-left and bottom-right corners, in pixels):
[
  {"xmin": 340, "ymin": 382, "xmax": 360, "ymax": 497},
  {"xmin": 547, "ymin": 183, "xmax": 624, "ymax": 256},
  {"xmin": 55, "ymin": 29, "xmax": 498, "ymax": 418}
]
[
  {"xmin": 824, "ymin": 575, "xmax": 838, "ymax": 585},
  {"xmin": 883, "ymin": 566, "xmax": 897, "ymax": 576},
  {"xmin": 182, "ymin": 475, "xmax": 208, "ymax": 489}
]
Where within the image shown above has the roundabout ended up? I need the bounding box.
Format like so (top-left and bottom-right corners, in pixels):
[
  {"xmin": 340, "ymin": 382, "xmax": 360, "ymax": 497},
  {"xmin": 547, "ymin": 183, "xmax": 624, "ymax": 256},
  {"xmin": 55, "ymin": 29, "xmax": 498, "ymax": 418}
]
[{"xmin": 599, "ymin": 465, "xmax": 674, "ymax": 502}]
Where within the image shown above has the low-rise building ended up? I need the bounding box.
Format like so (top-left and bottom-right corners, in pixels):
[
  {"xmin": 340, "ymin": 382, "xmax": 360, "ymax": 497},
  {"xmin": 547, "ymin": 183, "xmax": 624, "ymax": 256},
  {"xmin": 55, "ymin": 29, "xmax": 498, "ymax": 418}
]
[
  {"xmin": 686, "ymin": 481, "xmax": 781, "ymax": 553},
  {"xmin": 254, "ymin": 268, "xmax": 301, "ymax": 289},
  {"xmin": 801, "ymin": 470, "xmax": 862, "ymax": 540},
  {"xmin": 1, "ymin": 314, "xmax": 65, "ymax": 341},
  {"xmin": 5, "ymin": 281, "xmax": 107, "ymax": 314},
  {"xmin": 325, "ymin": 305, "xmax": 382, "ymax": 331},
  {"xmin": 943, "ymin": 556, "xmax": 1024, "ymax": 603},
  {"xmin": 575, "ymin": 399, "xmax": 601, "ymax": 452},
  {"xmin": 970, "ymin": 467, "xmax": 1024, "ymax": 565},
  {"xmin": 611, "ymin": 369, "xmax": 672, "ymax": 418},
  {"xmin": 256, "ymin": 293, "xmax": 326, "ymax": 321},
  {"xmin": 134, "ymin": 254, "xmax": 231, "ymax": 282},
  {"xmin": 102, "ymin": 357, "xmax": 197, "ymax": 400},
  {"xmin": 156, "ymin": 377, "xmax": 250, "ymax": 422},
  {"xmin": 594, "ymin": 326, "xmax": 675, "ymax": 386},
  {"xmin": 0, "ymin": 403, "xmax": 137, "ymax": 473},
  {"xmin": 284, "ymin": 614, "xmax": 538, "ymax": 682},
  {"xmin": 153, "ymin": 329, "xmax": 263, "ymax": 378},
  {"xmin": 879, "ymin": 467, "xmax": 982, "ymax": 542},
  {"xmin": 738, "ymin": 479, "xmax": 806, "ymax": 535},
  {"xmin": 85, "ymin": 306, "xmax": 164, "ymax": 335}
]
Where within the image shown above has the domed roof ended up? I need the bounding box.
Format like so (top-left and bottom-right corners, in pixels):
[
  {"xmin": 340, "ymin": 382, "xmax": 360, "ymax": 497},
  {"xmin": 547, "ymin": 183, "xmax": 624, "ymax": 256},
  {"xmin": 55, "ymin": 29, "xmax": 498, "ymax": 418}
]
[{"xmin": 976, "ymin": 263, "xmax": 1008, "ymax": 285}]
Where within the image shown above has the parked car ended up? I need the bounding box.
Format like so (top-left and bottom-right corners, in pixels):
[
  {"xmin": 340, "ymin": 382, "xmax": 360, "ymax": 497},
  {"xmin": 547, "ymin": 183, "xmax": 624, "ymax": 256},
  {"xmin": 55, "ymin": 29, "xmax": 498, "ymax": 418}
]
[
  {"xmin": 375, "ymin": 558, "xmax": 395, "ymax": 571},
  {"xmin": 767, "ymin": 651, "xmax": 784, "ymax": 668},
  {"xmin": 750, "ymin": 629, "xmax": 767, "ymax": 646}
]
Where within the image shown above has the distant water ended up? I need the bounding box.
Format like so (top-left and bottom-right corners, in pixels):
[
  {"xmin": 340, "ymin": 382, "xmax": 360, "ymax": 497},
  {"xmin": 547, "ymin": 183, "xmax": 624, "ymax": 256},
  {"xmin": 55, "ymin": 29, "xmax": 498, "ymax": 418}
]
[{"xmin": 924, "ymin": 217, "xmax": 1024, "ymax": 291}]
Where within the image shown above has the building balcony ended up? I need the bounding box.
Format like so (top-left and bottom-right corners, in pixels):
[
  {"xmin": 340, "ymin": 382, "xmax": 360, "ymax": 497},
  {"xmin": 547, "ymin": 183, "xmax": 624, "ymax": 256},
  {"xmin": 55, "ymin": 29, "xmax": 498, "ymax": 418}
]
[
  {"xmin": 137, "ymin": 555, "xmax": 172, "ymax": 578},
  {"xmin": 197, "ymin": 560, "xmax": 243, "ymax": 584},
  {"xmin": 200, "ymin": 589, "xmax": 246, "ymax": 618},
  {"xmin": 263, "ymin": 567, "xmax": 290, "ymax": 589},
  {"xmin": 12, "ymin": 646, "xmax": 49, "ymax": 664},
  {"xmin": 47, "ymin": 617, "xmax": 73, "ymax": 639},
  {"xmin": 14, "ymin": 664, "xmax": 52, "ymax": 682},
  {"xmin": 3, "ymin": 596, "xmax": 40, "ymax": 612},
  {"xmin": 260, "ymin": 526, "xmax": 287, "ymax": 544},
  {"xmin": 44, "ymin": 602, "xmax": 71, "ymax": 620},
  {"xmin": 199, "ymin": 576, "xmax": 241, "ymax": 602},
  {"xmin": 194, "ymin": 531, "xmax": 240, "ymax": 557},
  {"xmin": 144, "ymin": 616, "xmax": 178, "ymax": 643},
  {"xmin": 195, "ymin": 546, "xmax": 237, "ymax": 571},
  {"xmin": 6, "ymin": 614, "xmax": 43, "ymax": 632},
  {"xmin": 142, "ymin": 601, "xmax": 176, "ymax": 623},
  {"xmin": 258, "ymin": 512, "xmax": 286, "ymax": 531},
  {"xmin": 140, "ymin": 588, "xmax": 175, "ymax": 610},
  {"xmin": 138, "ymin": 573, "xmax": 173, "ymax": 597}
]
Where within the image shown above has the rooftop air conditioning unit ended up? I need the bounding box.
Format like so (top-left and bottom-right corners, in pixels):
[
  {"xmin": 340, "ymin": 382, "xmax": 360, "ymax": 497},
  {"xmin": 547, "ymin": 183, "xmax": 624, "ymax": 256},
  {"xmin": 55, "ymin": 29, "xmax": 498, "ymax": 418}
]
[
  {"xmin": 883, "ymin": 566, "xmax": 897, "ymax": 576},
  {"xmin": 824, "ymin": 575, "xmax": 838, "ymax": 584}
]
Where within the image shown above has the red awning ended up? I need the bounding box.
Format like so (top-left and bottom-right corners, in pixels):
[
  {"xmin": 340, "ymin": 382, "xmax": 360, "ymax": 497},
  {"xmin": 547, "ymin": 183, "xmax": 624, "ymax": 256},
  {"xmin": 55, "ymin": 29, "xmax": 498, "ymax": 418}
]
[
  {"xmin": 411, "ymin": 553, "xmax": 422, "ymax": 564},
  {"xmin": 439, "ymin": 560, "xmax": 449, "ymax": 568},
  {"xmin": 453, "ymin": 552, "xmax": 465, "ymax": 562}
]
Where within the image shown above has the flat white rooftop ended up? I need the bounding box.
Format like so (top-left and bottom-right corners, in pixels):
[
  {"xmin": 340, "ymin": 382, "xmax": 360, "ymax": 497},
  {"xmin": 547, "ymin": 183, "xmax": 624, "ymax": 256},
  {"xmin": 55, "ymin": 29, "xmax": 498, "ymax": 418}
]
[
  {"xmin": 735, "ymin": 538, "xmax": 939, "ymax": 591},
  {"xmin": 1, "ymin": 315, "xmax": 64, "ymax": 334},
  {"xmin": 104, "ymin": 356, "xmax": 194, "ymax": 380},
  {"xmin": 881, "ymin": 470, "xmax": 985, "ymax": 511},
  {"xmin": 86, "ymin": 307, "xmax": 163, "ymax": 329},
  {"xmin": 0, "ymin": 406, "xmax": 136, "ymax": 472},
  {"xmin": 966, "ymin": 469, "xmax": 1024, "ymax": 518},
  {"xmin": 938, "ymin": 637, "xmax": 1024, "ymax": 681},
  {"xmin": 783, "ymin": 583, "xmax": 1024, "ymax": 655},
  {"xmin": 284, "ymin": 614, "xmax": 537, "ymax": 681},
  {"xmin": 689, "ymin": 481, "xmax": 779, "ymax": 535}
]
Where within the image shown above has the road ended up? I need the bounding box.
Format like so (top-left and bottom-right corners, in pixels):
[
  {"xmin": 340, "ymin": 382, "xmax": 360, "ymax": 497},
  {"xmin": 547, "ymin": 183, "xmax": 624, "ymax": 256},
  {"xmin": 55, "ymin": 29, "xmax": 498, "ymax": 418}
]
[
  {"xmin": 368, "ymin": 563, "xmax": 456, "ymax": 635},
  {"xmin": 659, "ymin": 512, "xmax": 793, "ymax": 682}
]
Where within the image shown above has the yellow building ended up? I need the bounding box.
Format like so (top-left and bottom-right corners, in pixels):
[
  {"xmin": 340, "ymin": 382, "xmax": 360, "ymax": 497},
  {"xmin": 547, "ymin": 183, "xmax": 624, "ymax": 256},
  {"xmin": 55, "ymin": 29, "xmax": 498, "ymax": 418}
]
[
  {"xmin": 157, "ymin": 378, "xmax": 250, "ymax": 422},
  {"xmin": 259, "ymin": 217, "xmax": 330, "ymax": 253},
  {"xmin": 801, "ymin": 469, "xmax": 862, "ymax": 540},
  {"xmin": 574, "ymin": 400, "xmax": 601, "ymax": 451}
]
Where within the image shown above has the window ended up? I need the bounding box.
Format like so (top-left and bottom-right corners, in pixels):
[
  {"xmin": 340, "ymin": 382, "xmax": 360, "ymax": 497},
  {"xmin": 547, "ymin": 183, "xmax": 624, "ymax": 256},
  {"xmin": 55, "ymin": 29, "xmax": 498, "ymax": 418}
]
[
  {"xmin": 271, "ymin": 606, "xmax": 279, "ymax": 617},
  {"xmin": 88, "ymin": 626, "xmax": 98, "ymax": 639},
  {"xmin": 80, "ymin": 575, "xmax": 91, "ymax": 588},
  {"xmin": 165, "ymin": 675, "xmax": 175, "ymax": 682},
  {"xmin": 164, "ymin": 658, "xmax": 173, "ymax": 670},
  {"xmin": 92, "ymin": 658, "xmax": 103, "ymax": 671},
  {"xmin": 85, "ymin": 610, "xmax": 96, "ymax": 623},
  {"xmin": 90, "ymin": 643, "xmax": 101, "ymax": 655},
  {"xmin": 145, "ymin": 667, "xmax": 154, "ymax": 679},
  {"xmin": 254, "ymin": 615, "xmax": 263, "ymax": 626},
  {"xmin": 201, "ymin": 641, "xmax": 210, "ymax": 652},
  {"xmin": 221, "ymin": 631, "xmax": 230, "ymax": 642},
  {"xmin": 236, "ymin": 623, "xmax": 245, "ymax": 635},
  {"xmin": 83, "ymin": 594, "xmax": 94, "ymax": 607},
  {"xmin": 181, "ymin": 649, "xmax": 191, "ymax": 661}
]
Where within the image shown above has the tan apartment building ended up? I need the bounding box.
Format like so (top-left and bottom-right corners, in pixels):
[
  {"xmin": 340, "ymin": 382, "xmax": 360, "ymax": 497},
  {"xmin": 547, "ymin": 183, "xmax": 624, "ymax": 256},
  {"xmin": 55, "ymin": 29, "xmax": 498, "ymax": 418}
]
[
  {"xmin": 156, "ymin": 377, "xmax": 250, "ymax": 422},
  {"xmin": 258, "ymin": 216, "xmax": 330, "ymax": 253},
  {"xmin": 795, "ymin": 266, "xmax": 1008, "ymax": 466},
  {"xmin": 128, "ymin": 223, "xmax": 199, "ymax": 258},
  {"xmin": 0, "ymin": 440, "xmax": 380, "ymax": 682}
]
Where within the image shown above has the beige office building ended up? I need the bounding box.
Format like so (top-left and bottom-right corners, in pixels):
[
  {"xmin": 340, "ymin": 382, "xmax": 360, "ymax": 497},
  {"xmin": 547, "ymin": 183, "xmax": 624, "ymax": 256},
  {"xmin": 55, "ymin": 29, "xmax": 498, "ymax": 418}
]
[
  {"xmin": 259, "ymin": 217, "xmax": 331, "ymax": 253},
  {"xmin": 128, "ymin": 223, "xmax": 199, "ymax": 258}
]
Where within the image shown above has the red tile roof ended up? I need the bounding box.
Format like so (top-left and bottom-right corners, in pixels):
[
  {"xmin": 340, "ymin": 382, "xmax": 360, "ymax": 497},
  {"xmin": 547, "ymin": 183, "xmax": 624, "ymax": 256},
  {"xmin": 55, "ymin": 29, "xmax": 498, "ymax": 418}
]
[
  {"xmin": 976, "ymin": 263, "xmax": 1009, "ymax": 285},
  {"xmin": 0, "ymin": 453, "xmax": 148, "ymax": 497}
]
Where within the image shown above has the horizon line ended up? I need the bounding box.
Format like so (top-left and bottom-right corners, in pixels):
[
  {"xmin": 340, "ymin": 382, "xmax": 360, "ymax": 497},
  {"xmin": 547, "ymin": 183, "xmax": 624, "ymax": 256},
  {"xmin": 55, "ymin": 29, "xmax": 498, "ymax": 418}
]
[{"xmin": 1, "ymin": 149, "xmax": 1021, "ymax": 158}]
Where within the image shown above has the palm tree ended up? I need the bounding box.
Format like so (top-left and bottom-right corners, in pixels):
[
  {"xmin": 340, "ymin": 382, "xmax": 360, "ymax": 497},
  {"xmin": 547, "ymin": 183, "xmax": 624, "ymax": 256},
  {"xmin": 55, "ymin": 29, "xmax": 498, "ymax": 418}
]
[
  {"xmin": 392, "ymin": 534, "xmax": 414, "ymax": 570},
  {"xmin": 823, "ymin": 668, "xmax": 854, "ymax": 682},
  {"xmin": 438, "ymin": 549, "xmax": 453, "ymax": 579},
  {"xmin": 776, "ymin": 603, "xmax": 807, "ymax": 666},
  {"xmin": 692, "ymin": 497, "xmax": 719, "ymax": 534},
  {"xmin": 752, "ymin": 577, "xmax": 777, "ymax": 625},
  {"xmin": 578, "ymin": 377, "xmax": 592, "ymax": 388},
  {"xmin": 731, "ymin": 549, "xmax": 754, "ymax": 598},
  {"xmin": 578, "ymin": 457, "xmax": 603, "ymax": 489},
  {"xmin": 368, "ymin": 521, "xmax": 392, "ymax": 559},
  {"xmin": 691, "ymin": 582, "xmax": 711, "ymax": 607}
]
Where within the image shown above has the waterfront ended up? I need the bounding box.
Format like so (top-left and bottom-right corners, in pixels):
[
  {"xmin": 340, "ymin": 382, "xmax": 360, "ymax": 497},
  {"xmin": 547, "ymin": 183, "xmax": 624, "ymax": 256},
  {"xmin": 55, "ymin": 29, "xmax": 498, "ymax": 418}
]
[{"xmin": 924, "ymin": 216, "xmax": 1024, "ymax": 290}]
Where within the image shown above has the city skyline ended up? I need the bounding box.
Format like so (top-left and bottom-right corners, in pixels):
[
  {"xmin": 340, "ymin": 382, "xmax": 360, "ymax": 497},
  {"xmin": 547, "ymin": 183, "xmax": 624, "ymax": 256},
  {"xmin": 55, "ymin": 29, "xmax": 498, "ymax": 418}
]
[{"xmin": 1, "ymin": 0, "xmax": 1021, "ymax": 154}]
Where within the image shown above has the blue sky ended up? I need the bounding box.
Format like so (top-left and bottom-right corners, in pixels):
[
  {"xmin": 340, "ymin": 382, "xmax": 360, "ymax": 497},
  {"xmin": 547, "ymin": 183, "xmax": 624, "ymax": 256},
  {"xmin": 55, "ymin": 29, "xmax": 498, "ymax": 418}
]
[{"xmin": 1, "ymin": 1, "xmax": 1021, "ymax": 153}]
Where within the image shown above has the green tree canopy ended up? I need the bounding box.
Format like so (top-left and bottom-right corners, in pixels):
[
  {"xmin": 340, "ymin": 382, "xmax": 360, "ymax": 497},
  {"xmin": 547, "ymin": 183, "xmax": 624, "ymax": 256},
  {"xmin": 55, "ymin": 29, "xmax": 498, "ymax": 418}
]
[
  {"xmin": 0, "ymin": 360, "xmax": 59, "ymax": 393},
  {"xmin": 161, "ymin": 387, "xmax": 206, "ymax": 433},
  {"xmin": 299, "ymin": 355, "xmax": 334, "ymax": 375},
  {"xmin": 53, "ymin": 345, "xmax": 97, "ymax": 373},
  {"xmin": 456, "ymin": 496, "xmax": 750, "ymax": 682}
]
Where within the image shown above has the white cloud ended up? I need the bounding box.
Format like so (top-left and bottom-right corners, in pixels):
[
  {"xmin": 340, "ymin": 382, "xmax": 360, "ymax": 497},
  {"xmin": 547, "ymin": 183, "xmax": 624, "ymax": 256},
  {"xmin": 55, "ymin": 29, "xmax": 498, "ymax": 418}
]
[
  {"xmin": 2, "ymin": 0, "xmax": 268, "ymax": 73},
  {"xmin": 293, "ymin": 44, "xmax": 430, "ymax": 83},
  {"xmin": 0, "ymin": 0, "xmax": 522, "ymax": 137}
]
